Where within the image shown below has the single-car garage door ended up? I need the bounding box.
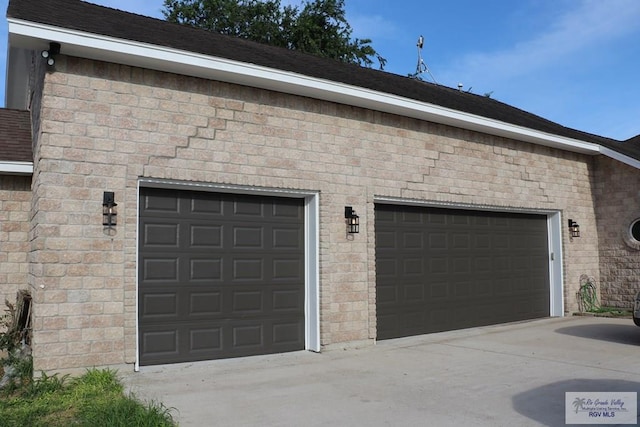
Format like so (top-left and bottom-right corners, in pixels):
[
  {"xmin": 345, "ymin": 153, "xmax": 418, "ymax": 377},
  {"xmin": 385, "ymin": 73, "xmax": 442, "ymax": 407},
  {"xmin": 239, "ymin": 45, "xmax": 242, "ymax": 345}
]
[
  {"xmin": 375, "ymin": 204, "xmax": 549, "ymax": 340},
  {"xmin": 139, "ymin": 188, "xmax": 305, "ymax": 365}
]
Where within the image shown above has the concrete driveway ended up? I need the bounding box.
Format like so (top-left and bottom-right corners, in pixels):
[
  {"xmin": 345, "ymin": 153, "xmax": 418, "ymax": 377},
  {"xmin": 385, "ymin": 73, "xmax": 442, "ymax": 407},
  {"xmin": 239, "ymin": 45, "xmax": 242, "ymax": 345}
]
[{"xmin": 122, "ymin": 316, "xmax": 640, "ymax": 426}]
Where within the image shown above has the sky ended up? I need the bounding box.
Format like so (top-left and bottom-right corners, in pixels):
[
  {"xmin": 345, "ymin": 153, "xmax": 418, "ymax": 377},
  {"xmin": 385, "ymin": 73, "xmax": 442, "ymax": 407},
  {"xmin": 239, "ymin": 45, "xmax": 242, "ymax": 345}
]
[{"xmin": 1, "ymin": 0, "xmax": 640, "ymax": 141}]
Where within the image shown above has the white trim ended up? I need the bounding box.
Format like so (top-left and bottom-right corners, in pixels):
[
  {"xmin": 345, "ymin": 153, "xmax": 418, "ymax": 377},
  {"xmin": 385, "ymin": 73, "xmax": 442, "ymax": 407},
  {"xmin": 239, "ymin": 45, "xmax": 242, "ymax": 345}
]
[
  {"xmin": 9, "ymin": 18, "xmax": 636, "ymax": 166},
  {"xmin": 547, "ymin": 213, "xmax": 564, "ymax": 317},
  {"xmin": 599, "ymin": 146, "xmax": 640, "ymax": 170},
  {"xmin": 0, "ymin": 161, "xmax": 33, "ymax": 175},
  {"xmin": 305, "ymin": 194, "xmax": 321, "ymax": 352},
  {"xmin": 134, "ymin": 183, "xmax": 140, "ymax": 372},
  {"xmin": 373, "ymin": 196, "xmax": 564, "ymax": 319},
  {"xmin": 135, "ymin": 179, "xmax": 321, "ymax": 368}
]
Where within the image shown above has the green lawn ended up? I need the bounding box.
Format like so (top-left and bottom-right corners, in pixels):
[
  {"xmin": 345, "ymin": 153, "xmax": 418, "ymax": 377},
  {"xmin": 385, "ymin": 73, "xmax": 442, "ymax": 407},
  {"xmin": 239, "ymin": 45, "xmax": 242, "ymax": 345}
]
[{"xmin": 0, "ymin": 367, "xmax": 176, "ymax": 427}]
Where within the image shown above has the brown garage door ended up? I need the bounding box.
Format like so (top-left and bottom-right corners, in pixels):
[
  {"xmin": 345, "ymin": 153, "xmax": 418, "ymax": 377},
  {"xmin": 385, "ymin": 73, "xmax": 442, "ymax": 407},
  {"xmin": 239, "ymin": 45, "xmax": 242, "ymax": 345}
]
[
  {"xmin": 375, "ymin": 204, "xmax": 549, "ymax": 340},
  {"xmin": 139, "ymin": 188, "xmax": 305, "ymax": 365}
]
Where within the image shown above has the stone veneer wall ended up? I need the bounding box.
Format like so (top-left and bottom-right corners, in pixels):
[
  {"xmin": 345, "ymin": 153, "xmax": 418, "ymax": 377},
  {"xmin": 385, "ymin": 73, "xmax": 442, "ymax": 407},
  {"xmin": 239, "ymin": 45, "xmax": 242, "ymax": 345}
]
[
  {"xmin": 29, "ymin": 55, "xmax": 602, "ymax": 372},
  {"xmin": 594, "ymin": 156, "xmax": 640, "ymax": 308},
  {"xmin": 0, "ymin": 175, "xmax": 32, "ymax": 305}
]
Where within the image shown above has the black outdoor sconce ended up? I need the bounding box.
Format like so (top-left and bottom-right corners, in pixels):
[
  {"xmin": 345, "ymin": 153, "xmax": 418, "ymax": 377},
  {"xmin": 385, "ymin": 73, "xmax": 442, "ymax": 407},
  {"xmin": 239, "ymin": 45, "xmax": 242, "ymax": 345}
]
[
  {"xmin": 103, "ymin": 191, "xmax": 118, "ymax": 227},
  {"xmin": 41, "ymin": 42, "xmax": 61, "ymax": 67},
  {"xmin": 568, "ymin": 219, "xmax": 580, "ymax": 239},
  {"xmin": 345, "ymin": 206, "xmax": 360, "ymax": 234}
]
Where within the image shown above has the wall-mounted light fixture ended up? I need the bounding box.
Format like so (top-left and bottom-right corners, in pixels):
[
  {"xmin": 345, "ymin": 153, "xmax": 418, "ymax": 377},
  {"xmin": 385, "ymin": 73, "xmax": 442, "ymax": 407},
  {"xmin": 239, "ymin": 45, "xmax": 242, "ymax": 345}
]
[
  {"xmin": 568, "ymin": 219, "xmax": 580, "ymax": 239},
  {"xmin": 345, "ymin": 206, "xmax": 359, "ymax": 234},
  {"xmin": 41, "ymin": 42, "xmax": 61, "ymax": 67},
  {"xmin": 103, "ymin": 191, "xmax": 118, "ymax": 228}
]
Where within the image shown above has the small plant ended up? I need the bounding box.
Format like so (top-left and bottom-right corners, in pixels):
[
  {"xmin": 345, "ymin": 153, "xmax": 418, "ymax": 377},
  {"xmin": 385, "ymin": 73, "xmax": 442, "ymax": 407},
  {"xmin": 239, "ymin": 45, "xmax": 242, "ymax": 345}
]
[
  {"xmin": 0, "ymin": 291, "xmax": 33, "ymax": 391},
  {"xmin": 576, "ymin": 275, "xmax": 600, "ymax": 312}
]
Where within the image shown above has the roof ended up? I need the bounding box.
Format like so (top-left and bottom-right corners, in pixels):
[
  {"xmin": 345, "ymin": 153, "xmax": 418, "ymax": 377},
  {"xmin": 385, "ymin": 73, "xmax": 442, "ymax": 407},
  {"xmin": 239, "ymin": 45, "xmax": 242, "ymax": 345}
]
[
  {"xmin": 5, "ymin": 0, "xmax": 640, "ymax": 164},
  {"xmin": 0, "ymin": 108, "xmax": 32, "ymax": 163}
]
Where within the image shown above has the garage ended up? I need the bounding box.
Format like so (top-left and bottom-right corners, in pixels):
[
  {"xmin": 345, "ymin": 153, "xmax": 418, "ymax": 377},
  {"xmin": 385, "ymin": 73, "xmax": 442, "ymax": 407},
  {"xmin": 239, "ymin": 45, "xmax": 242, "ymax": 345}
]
[
  {"xmin": 375, "ymin": 204, "xmax": 550, "ymax": 340},
  {"xmin": 138, "ymin": 187, "xmax": 305, "ymax": 365}
]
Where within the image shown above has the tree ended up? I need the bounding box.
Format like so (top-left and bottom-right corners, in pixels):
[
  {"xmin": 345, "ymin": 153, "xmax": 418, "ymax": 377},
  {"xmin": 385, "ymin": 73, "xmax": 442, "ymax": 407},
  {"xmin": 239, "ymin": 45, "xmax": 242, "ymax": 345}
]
[{"xmin": 162, "ymin": 0, "xmax": 385, "ymax": 69}]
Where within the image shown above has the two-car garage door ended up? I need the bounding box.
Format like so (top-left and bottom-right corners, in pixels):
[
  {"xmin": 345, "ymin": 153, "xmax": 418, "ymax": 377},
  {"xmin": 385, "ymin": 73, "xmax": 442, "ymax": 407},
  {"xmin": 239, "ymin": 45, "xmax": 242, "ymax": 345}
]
[
  {"xmin": 375, "ymin": 204, "xmax": 550, "ymax": 340},
  {"xmin": 138, "ymin": 188, "xmax": 305, "ymax": 366}
]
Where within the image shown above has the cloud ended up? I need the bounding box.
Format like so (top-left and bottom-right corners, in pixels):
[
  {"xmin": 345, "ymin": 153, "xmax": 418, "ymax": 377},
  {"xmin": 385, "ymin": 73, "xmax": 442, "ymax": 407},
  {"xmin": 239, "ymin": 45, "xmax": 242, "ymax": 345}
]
[
  {"xmin": 348, "ymin": 14, "xmax": 400, "ymax": 42},
  {"xmin": 444, "ymin": 0, "xmax": 640, "ymax": 84}
]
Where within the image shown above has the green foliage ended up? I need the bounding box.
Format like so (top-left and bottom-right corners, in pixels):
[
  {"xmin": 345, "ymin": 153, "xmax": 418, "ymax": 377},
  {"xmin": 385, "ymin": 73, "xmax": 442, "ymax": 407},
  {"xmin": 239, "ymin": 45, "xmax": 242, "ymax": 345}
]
[
  {"xmin": 163, "ymin": 0, "xmax": 385, "ymax": 68},
  {"xmin": 1, "ymin": 294, "xmax": 33, "ymax": 392},
  {"xmin": 0, "ymin": 300, "xmax": 20, "ymax": 355},
  {"xmin": 576, "ymin": 275, "xmax": 600, "ymax": 312},
  {"xmin": 0, "ymin": 369, "xmax": 176, "ymax": 427}
]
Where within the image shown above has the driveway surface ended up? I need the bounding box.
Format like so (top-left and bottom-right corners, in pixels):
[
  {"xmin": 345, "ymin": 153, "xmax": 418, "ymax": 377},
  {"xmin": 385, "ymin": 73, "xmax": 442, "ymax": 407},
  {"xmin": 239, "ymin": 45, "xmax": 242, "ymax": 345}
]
[{"xmin": 122, "ymin": 316, "xmax": 640, "ymax": 426}]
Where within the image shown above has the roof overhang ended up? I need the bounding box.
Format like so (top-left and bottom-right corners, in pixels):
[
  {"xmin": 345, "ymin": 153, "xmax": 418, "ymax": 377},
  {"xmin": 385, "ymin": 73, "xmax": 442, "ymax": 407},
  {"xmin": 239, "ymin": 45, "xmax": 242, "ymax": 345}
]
[
  {"xmin": 0, "ymin": 160, "xmax": 33, "ymax": 175},
  {"xmin": 7, "ymin": 18, "xmax": 638, "ymax": 168}
]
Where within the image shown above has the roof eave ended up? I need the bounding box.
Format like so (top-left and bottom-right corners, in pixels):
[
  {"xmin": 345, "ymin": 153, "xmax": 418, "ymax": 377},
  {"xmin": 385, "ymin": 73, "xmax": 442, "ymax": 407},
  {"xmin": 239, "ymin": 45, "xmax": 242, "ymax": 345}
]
[
  {"xmin": 9, "ymin": 18, "xmax": 636, "ymax": 166},
  {"xmin": 0, "ymin": 161, "xmax": 34, "ymax": 175},
  {"xmin": 599, "ymin": 146, "xmax": 640, "ymax": 169}
]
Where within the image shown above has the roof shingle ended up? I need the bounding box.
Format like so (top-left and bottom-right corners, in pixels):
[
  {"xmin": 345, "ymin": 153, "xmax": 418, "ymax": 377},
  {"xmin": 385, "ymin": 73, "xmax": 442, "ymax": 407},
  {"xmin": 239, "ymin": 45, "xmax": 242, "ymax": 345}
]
[
  {"xmin": 6, "ymin": 0, "xmax": 639, "ymax": 160},
  {"xmin": 0, "ymin": 109, "xmax": 33, "ymax": 163}
]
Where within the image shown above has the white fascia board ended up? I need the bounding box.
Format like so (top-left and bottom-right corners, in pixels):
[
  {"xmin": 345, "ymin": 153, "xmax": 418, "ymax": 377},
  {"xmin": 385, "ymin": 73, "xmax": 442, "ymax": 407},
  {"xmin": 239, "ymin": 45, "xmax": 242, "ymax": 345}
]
[
  {"xmin": 7, "ymin": 19, "xmax": 624, "ymax": 161},
  {"xmin": 599, "ymin": 146, "xmax": 640, "ymax": 169},
  {"xmin": 0, "ymin": 161, "xmax": 33, "ymax": 175}
]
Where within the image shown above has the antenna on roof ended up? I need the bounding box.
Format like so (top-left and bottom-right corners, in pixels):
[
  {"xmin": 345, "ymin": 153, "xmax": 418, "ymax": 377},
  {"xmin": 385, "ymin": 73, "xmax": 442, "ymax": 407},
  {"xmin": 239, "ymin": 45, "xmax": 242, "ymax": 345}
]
[{"xmin": 410, "ymin": 35, "xmax": 438, "ymax": 84}]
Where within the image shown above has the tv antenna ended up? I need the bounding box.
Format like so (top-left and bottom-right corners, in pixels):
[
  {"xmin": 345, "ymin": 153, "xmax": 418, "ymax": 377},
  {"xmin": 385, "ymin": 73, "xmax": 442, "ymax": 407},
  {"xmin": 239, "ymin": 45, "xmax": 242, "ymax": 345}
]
[{"xmin": 411, "ymin": 35, "xmax": 438, "ymax": 84}]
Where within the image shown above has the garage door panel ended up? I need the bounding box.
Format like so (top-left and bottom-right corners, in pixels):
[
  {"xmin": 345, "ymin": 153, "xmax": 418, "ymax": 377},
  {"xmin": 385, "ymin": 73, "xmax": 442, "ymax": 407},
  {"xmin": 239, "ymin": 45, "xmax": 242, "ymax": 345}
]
[
  {"xmin": 402, "ymin": 231, "xmax": 423, "ymax": 248},
  {"xmin": 143, "ymin": 223, "xmax": 179, "ymax": 247},
  {"xmin": 376, "ymin": 231, "xmax": 397, "ymax": 249},
  {"xmin": 139, "ymin": 188, "xmax": 304, "ymax": 365},
  {"xmin": 141, "ymin": 328, "xmax": 179, "ymax": 358},
  {"xmin": 190, "ymin": 197, "xmax": 222, "ymax": 215},
  {"xmin": 189, "ymin": 258, "xmax": 222, "ymax": 281},
  {"xmin": 376, "ymin": 283, "xmax": 398, "ymax": 305},
  {"xmin": 190, "ymin": 225, "xmax": 222, "ymax": 248},
  {"xmin": 232, "ymin": 258, "xmax": 264, "ymax": 280},
  {"xmin": 273, "ymin": 289, "xmax": 304, "ymax": 311},
  {"xmin": 375, "ymin": 204, "xmax": 550, "ymax": 340},
  {"xmin": 403, "ymin": 258, "xmax": 423, "ymax": 275},
  {"xmin": 272, "ymin": 202, "xmax": 303, "ymax": 218},
  {"xmin": 189, "ymin": 292, "xmax": 222, "ymax": 315},
  {"xmin": 143, "ymin": 191, "xmax": 180, "ymax": 213},
  {"xmin": 235, "ymin": 198, "xmax": 268, "ymax": 216},
  {"xmin": 141, "ymin": 292, "xmax": 178, "ymax": 318},
  {"xmin": 273, "ymin": 321, "xmax": 304, "ymax": 345},
  {"xmin": 429, "ymin": 233, "xmax": 447, "ymax": 249},
  {"xmin": 233, "ymin": 226, "xmax": 264, "ymax": 248},
  {"xmin": 232, "ymin": 324, "xmax": 263, "ymax": 348},
  {"xmin": 273, "ymin": 258, "xmax": 303, "ymax": 280},
  {"xmin": 232, "ymin": 290, "xmax": 264, "ymax": 313},
  {"xmin": 142, "ymin": 257, "xmax": 179, "ymax": 282},
  {"xmin": 273, "ymin": 227, "xmax": 303, "ymax": 249}
]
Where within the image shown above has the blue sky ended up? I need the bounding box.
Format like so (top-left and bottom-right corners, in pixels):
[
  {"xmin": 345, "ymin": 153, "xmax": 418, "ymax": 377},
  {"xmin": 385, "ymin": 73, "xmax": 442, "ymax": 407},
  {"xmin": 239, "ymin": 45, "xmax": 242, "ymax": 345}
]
[{"xmin": 2, "ymin": 0, "xmax": 640, "ymax": 140}]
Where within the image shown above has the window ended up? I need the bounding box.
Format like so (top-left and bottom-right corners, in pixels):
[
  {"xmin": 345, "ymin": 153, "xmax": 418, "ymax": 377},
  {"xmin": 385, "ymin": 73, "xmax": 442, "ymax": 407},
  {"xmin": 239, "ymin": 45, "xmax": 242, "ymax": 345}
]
[{"xmin": 631, "ymin": 219, "xmax": 640, "ymax": 243}]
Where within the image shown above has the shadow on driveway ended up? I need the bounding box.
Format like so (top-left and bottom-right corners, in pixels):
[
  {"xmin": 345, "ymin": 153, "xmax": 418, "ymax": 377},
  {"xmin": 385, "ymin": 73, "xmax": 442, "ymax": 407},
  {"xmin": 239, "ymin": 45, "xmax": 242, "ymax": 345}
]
[
  {"xmin": 512, "ymin": 379, "xmax": 640, "ymax": 426},
  {"xmin": 555, "ymin": 321, "xmax": 640, "ymax": 346}
]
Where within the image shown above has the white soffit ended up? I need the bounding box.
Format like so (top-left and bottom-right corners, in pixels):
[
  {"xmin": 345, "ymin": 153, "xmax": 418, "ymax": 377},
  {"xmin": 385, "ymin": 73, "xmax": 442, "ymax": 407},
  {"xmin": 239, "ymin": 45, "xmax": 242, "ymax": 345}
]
[{"xmin": 7, "ymin": 18, "xmax": 616, "ymax": 160}]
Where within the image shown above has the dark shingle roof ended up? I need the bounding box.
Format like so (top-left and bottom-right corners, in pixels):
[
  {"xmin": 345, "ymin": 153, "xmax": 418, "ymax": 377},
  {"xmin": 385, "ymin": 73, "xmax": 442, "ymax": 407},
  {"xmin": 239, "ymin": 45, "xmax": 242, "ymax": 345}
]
[
  {"xmin": 0, "ymin": 109, "xmax": 32, "ymax": 163},
  {"xmin": 6, "ymin": 0, "xmax": 639, "ymax": 160}
]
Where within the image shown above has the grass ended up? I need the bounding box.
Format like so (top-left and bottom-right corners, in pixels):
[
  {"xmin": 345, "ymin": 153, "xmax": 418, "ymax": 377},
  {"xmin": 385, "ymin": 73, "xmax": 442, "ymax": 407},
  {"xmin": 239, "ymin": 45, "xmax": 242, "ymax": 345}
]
[
  {"xmin": 0, "ymin": 367, "xmax": 176, "ymax": 427},
  {"xmin": 587, "ymin": 307, "xmax": 633, "ymax": 317}
]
